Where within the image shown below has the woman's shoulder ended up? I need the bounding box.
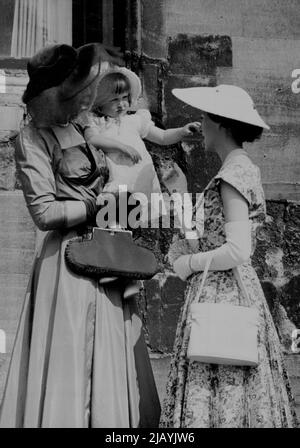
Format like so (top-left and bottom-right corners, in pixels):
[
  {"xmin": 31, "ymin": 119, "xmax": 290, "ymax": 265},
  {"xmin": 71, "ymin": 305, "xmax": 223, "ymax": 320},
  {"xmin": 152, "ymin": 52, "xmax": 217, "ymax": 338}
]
[
  {"xmin": 75, "ymin": 112, "xmax": 106, "ymax": 131},
  {"xmin": 17, "ymin": 122, "xmax": 51, "ymax": 156},
  {"xmin": 126, "ymin": 109, "xmax": 151, "ymax": 123},
  {"xmin": 218, "ymin": 152, "xmax": 261, "ymax": 184},
  {"xmin": 214, "ymin": 151, "xmax": 264, "ymax": 206},
  {"xmin": 19, "ymin": 121, "xmax": 55, "ymax": 141},
  {"xmin": 17, "ymin": 123, "xmax": 73, "ymax": 176},
  {"xmin": 18, "ymin": 121, "xmax": 38, "ymax": 140}
]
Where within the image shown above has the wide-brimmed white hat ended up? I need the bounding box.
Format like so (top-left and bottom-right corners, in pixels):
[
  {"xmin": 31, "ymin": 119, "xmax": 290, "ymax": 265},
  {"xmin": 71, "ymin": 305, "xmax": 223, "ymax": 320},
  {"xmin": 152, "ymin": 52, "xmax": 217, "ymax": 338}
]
[
  {"xmin": 172, "ymin": 85, "xmax": 270, "ymax": 130},
  {"xmin": 96, "ymin": 66, "xmax": 142, "ymax": 107}
]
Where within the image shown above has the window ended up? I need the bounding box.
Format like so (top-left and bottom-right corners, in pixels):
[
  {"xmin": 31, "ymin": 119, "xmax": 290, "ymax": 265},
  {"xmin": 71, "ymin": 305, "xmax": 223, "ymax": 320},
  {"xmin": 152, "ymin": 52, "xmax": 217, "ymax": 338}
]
[
  {"xmin": 1, "ymin": 0, "xmax": 72, "ymax": 59},
  {"xmin": 0, "ymin": 0, "xmax": 128, "ymax": 68},
  {"xmin": 73, "ymin": 0, "xmax": 127, "ymax": 49},
  {"xmin": 72, "ymin": 0, "xmax": 102, "ymax": 48},
  {"xmin": 0, "ymin": 0, "xmax": 17, "ymax": 58}
]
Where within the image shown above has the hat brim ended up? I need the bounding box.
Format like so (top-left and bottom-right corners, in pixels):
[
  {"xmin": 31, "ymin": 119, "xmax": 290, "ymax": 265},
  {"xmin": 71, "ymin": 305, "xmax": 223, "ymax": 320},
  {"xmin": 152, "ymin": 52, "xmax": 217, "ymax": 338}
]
[
  {"xmin": 96, "ymin": 67, "xmax": 142, "ymax": 106},
  {"xmin": 23, "ymin": 44, "xmax": 78, "ymax": 103},
  {"xmin": 116, "ymin": 67, "xmax": 141, "ymax": 105},
  {"xmin": 172, "ymin": 87, "xmax": 270, "ymax": 130},
  {"xmin": 67, "ymin": 42, "xmax": 125, "ymax": 81}
]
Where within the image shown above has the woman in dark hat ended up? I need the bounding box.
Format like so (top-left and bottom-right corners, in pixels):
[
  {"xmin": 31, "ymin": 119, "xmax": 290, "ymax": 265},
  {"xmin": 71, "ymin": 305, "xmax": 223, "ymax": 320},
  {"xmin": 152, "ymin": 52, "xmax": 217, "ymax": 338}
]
[{"xmin": 0, "ymin": 43, "xmax": 160, "ymax": 428}]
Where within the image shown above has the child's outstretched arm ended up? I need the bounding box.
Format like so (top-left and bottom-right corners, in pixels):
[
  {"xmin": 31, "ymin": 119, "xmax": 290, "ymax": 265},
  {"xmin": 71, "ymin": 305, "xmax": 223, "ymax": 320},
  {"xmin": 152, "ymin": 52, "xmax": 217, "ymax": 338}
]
[
  {"xmin": 145, "ymin": 122, "xmax": 201, "ymax": 146},
  {"xmin": 84, "ymin": 127, "xmax": 142, "ymax": 163}
]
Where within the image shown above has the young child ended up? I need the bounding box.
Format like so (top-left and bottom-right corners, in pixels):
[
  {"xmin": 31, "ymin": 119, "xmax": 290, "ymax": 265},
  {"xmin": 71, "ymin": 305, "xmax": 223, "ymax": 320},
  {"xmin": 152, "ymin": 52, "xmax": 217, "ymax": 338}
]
[{"xmin": 82, "ymin": 67, "xmax": 201, "ymax": 297}]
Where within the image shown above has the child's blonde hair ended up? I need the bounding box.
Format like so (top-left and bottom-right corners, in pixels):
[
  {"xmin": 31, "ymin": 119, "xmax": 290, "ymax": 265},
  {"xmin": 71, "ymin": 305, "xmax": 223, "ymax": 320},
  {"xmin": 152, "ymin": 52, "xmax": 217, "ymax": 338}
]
[{"xmin": 93, "ymin": 72, "xmax": 132, "ymax": 115}]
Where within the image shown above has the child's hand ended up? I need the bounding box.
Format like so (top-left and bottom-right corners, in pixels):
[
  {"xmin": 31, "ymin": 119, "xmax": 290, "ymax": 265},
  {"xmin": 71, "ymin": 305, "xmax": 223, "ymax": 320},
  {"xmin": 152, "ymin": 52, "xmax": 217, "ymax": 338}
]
[
  {"xmin": 181, "ymin": 121, "xmax": 201, "ymax": 137},
  {"xmin": 121, "ymin": 145, "xmax": 142, "ymax": 164}
]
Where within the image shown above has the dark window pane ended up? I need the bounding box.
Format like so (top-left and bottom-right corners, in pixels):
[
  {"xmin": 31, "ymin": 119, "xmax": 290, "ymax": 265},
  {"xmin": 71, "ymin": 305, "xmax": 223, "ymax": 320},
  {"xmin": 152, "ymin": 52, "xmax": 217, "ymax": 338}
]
[
  {"xmin": 0, "ymin": 0, "xmax": 16, "ymax": 57},
  {"xmin": 73, "ymin": 0, "xmax": 102, "ymax": 48},
  {"xmin": 113, "ymin": 0, "xmax": 127, "ymax": 50}
]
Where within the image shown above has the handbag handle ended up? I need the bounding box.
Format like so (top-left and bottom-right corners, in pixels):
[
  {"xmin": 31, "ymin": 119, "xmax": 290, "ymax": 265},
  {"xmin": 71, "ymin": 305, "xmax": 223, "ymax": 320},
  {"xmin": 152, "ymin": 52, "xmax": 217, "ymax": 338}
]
[
  {"xmin": 194, "ymin": 254, "xmax": 213, "ymax": 303},
  {"xmin": 233, "ymin": 266, "xmax": 252, "ymax": 307},
  {"xmin": 194, "ymin": 256, "xmax": 252, "ymax": 307}
]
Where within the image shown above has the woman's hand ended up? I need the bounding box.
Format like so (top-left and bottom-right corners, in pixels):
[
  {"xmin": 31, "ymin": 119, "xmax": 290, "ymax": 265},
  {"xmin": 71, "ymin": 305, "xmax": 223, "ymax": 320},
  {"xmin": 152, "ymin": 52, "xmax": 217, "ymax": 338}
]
[
  {"xmin": 168, "ymin": 235, "xmax": 192, "ymax": 265},
  {"xmin": 181, "ymin": 121, "xmax": 201, "ymax": 137},
  {"xmin": 173, "ymin": 254, "xmax": 194, "ymax": 281}
]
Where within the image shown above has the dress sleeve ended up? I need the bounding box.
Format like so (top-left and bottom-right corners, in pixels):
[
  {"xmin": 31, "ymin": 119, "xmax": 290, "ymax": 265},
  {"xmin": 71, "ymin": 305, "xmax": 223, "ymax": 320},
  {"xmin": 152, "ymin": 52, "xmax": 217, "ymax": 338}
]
[
  {"xmin": 84, "ymin": 124, "xmax": 102, "ymax": 142},
  {"xmin": 215, "ymin": 156, "xmax": 261, "ymax": 206},
  {"xmin": 84, "ymin": 115, "xmax": 109, "ymax": 144},
  {"xmin": 15, "ymin": 125, "xmax": 67, "ymax": 231},
  {"xmin": 135, "ymin": 109, "xmax": 155, "ymax": 138},
  {"xmin": 74, "ymin": 112, "xmax": 99, "ymax": 134}
]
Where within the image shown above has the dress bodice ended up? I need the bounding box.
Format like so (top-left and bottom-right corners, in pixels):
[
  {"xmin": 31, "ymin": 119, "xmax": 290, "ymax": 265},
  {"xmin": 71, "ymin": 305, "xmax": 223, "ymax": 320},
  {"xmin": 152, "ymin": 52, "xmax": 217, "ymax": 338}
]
[
  {"xmin": 193, "ymin": 150, "xmax": 266, "ymax": 255},
  {"xmin": 15, "ymin": 121, "xmax": 108, "ymax": 230}
]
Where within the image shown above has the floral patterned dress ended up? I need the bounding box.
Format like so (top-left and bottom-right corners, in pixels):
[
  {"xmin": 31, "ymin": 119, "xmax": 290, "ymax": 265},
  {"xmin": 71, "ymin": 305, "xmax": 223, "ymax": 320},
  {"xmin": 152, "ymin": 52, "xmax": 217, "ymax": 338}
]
[{"xmin": 160, "ymin": 149, "xmax": 298, "ymax": 428}]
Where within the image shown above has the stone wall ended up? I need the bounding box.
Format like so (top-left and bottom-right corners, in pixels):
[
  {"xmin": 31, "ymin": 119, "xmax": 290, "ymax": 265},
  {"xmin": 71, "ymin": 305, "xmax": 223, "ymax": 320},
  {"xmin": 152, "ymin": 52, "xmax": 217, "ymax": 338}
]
[
  {"xmin": 126, "ymin": 0, "xmax": 300, "ymax": 343},
  {"xmin": 127, "ymin": 0, "xmax": 300, "ymax": 414},
  {"xmin": 0, "ymin": 69, "xmax": 34, "ymax": 402}
]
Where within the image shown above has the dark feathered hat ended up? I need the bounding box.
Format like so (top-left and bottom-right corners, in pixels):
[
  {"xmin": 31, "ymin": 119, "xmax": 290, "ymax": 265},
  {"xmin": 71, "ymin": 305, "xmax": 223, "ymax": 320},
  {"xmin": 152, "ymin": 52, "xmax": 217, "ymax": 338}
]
[{"xmin": 22, "ymin": 43, "xmax": 124, "ymax": 104}]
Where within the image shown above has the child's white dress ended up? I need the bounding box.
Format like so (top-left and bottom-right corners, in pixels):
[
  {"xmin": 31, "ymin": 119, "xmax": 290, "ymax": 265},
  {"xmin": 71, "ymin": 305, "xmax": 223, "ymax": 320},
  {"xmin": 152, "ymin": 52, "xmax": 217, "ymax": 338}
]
[{"xmin": 85, "ymin": 109, "xmax": 166, "ymax": 222}]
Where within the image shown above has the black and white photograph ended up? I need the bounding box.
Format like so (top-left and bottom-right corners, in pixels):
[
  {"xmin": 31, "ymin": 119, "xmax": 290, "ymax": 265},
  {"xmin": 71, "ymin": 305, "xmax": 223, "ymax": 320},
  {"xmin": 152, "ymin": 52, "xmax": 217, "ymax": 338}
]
[{"xmin": 0, "ymin": 0, "xmax": 299, "ymax": 432}]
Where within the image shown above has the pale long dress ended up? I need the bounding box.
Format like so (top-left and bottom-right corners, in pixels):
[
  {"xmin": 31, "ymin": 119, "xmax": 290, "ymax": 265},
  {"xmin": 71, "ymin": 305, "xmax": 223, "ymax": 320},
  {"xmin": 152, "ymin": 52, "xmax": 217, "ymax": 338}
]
[{"xmin": 0, "ymin": 122, "xmax": 160, "ymax": 428}]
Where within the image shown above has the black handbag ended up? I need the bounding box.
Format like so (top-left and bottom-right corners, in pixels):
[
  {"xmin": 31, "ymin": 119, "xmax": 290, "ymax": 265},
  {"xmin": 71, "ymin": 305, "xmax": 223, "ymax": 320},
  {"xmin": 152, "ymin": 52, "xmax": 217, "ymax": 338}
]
[{"xmin": 65, "ymin": 227, "xmax": 159, "ymax": 280}]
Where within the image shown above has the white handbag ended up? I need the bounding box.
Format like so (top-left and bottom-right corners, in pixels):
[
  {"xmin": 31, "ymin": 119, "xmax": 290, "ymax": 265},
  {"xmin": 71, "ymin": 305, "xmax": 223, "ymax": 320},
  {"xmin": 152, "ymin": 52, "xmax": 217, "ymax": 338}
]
[{"xmin": 187, "ymin": 256, "xmax": 259, "ymax": 366}]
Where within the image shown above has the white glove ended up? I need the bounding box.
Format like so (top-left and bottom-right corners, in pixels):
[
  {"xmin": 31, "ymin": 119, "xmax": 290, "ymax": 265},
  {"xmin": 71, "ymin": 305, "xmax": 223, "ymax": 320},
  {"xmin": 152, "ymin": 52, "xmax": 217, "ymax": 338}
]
[
  {"xmin": 173, "ymin": 220, "xmax": 252, "ymax": 281},
  {"xmin": 191, "ymin": 220, "xmax": 252, "ymax": 272},
  {"xmin": 173, "ymin": 254, "xmax": 194, "ymax": 281}
]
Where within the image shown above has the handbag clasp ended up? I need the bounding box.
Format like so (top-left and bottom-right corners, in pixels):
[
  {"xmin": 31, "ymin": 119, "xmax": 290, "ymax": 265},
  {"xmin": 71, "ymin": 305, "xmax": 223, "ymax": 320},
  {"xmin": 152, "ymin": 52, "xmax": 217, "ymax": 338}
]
[{"xmin": 92, "ymin": 226, "xmax": 133, "ymax": 238}]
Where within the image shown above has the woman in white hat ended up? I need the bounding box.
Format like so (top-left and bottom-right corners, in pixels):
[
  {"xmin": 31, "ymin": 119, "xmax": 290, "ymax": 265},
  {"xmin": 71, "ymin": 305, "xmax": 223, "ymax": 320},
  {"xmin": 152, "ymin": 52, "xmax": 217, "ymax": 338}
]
[{"xmin": 160, "ymin": 85, "xmax": 298, "ymax": 428}]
